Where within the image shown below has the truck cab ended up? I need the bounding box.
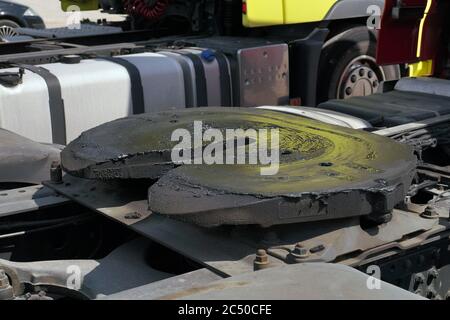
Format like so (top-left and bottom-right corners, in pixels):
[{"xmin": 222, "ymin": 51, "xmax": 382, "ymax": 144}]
[
  {"xmin": 318, "ymin": 0, "xmax": 450, "ymax": 160},
  {"xmin": 57, "ymin": 0, "xmax": 401, "ymax": 105}
]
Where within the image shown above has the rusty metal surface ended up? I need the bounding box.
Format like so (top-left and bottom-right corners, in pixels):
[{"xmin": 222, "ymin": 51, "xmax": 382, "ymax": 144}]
[
  {"xmin": 0, "ymin": 238, "xmax": 172, "ymax": 299},
  {"xmin": 62, "ymin": 107, "xmax": 416, "ymax": 226},
  {"xmin": 44, "ymin": 175, "xmax": 285, "ymax": 276},
  {"xmin": 43, "ymin": 174, "xmax": 448, "ymax": 278},
  {"xmin": 162, "ymin": 263, "xmax": 425, "ymax": 300},
  {"xmin": 228, "ymin": 209, "xmax": 447, "ymax": 266},
  {"xmin": 44, "ymin": 177, "xmax": 151, "ymax": 226},
  {"xmin": 101, "ymin": 268, "xmax": 223, "ymax": 300}
]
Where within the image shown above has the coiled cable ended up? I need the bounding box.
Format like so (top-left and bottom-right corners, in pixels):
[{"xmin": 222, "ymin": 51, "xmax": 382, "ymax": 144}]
[{"xmin": 123, "ymin": 0, "xmax": 171, "ymax": 21}]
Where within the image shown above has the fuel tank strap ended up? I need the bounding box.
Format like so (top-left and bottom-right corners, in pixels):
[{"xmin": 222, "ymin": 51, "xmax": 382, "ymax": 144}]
[
  {"xmin": 158, "ymin": 51, "xmax": 195, "ymax": 108},
  {"xmin": 213, "ymin": 50, "xmax": 232, "ymax": 107},
  {"xmin": 178, "ymin": 52, "xmax": 208, "ymax": 107},
  {"xmin": 97, "ymin": 56, "xmax": 146, "ymax": 115},
  {"xmin": 20, "ymin": 64, "xmax": 67, "ymax": 145}
]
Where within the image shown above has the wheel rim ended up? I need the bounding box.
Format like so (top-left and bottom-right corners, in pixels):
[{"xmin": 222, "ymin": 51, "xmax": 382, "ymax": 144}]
[
  {"xmin": 0, "ymin": 25, "xmax": 18, "ymax": 39},
  {"xmin": 337, "ymin": 55, "xmax": 386, "ymax": 99}
]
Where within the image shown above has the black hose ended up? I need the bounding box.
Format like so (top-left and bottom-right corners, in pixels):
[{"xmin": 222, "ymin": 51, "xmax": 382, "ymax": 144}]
[
  {"xmin": 123, "ymin": 0, "xmax": 171, "ymax": 20},
  {"xmin": 0, "ymin": 214, "xmax": 94, "ymax": 233}
]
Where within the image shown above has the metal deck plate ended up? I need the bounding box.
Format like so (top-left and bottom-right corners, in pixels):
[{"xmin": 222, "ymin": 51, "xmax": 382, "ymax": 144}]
[
  {"xmin": 0, "ymin": 185, "xmax": 70, "ymax": 219},
  {"xmin": 43, "ymin": 174, "xmax": 445, "ymax": 277},
  {"xmin": 43, "ymin": 175, "xmax": 284, "ymax": 276}
]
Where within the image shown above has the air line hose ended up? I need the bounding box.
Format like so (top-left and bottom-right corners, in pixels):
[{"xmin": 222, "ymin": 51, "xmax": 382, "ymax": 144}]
[{"xmin": 123, "ymin": 0, "xmax": 171, "ymax": 21}]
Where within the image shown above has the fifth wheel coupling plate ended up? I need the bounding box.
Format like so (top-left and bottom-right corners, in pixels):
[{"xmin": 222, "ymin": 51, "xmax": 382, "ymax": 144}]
[{"xmin": 62, "ymin": 107, "xmax": 416, "ymax": 227}]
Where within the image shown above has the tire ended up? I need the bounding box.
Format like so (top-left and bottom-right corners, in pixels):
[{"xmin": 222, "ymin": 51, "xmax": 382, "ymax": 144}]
[
  {"xmin": 0, "ymin": 19, "xmax": 20, "ymax": 39},
  {"xmin": 100, "ymin": 0, "xmax": 112, "ymax": 11},
  {"xmin": 317, "ymin": 26, "xmax": 400, "ymax": 103}
]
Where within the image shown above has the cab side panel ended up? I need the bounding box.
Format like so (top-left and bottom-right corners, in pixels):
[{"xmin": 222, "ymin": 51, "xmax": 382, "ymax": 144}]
[
  {"xmin": 243, "ymin": 0, "xmax": 385, "ymax": 27},
  {"xmin": 377, "ymin": 0, "xmax": 428, "ymax": 65}
]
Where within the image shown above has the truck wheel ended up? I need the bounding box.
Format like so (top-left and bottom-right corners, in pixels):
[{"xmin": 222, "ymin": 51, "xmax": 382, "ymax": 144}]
[
  {"xmin": 0, "ymin": 20, "xmax": 20, "ymax": 39},
  {"xmin": 317, "ymin": 26, "xmax": 400, "ymax": 103}
]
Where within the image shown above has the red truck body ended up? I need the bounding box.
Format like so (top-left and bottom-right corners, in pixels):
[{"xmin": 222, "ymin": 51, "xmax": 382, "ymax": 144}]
[{"xmin": 378, "ymin": 0, "xmax": 449, "ymax": 76}]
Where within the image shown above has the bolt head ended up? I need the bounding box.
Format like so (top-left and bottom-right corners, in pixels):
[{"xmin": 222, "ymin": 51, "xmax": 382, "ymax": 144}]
[
  {"xmin": 255, "ymin": 249, "xmax": 269, "ymax": 263},
  {"xmin": 254, "ymin": 249, "xmax": 270, "ymax": 271},
  {"xmin": 50, "ymin": 161, "xmax": 63, "ymax": 183},
  {"xmin": 291, "ymin": 244, "xmax": 309, "ymax": 259},
  {"xmin": 256, "ymin": 249, "xmax": 267, "ymax": 257},
  {"xmin": 421, "ymin": 206, "xmax": 439, "ymax": 219}
]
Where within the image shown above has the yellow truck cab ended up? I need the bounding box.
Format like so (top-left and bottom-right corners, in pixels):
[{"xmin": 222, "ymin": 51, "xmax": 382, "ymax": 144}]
[{"xmin": 243, "ymin": 0, "xmax": 343, "ymax": 27}]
